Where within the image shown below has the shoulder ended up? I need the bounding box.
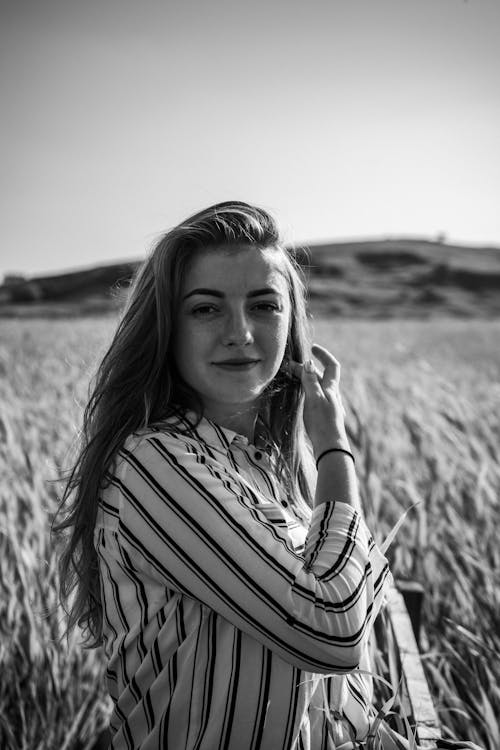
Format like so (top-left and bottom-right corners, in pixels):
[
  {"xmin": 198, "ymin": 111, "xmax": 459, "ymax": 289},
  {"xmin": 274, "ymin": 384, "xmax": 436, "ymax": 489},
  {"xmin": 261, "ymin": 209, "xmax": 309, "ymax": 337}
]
[
  {"xmin": 114, "ymin": 412, "xmax": 234, "ymax": 480},
  {"xmin": 109, "ymin": 430, "xmax": 203, "ymax": 497},
  {"xmin": 119, "ymin": 409, "xmax": 224, "ymax": 466},
  {"xmin": 121, "ymin": 423, "xmax": 199, "ymax": 459}
]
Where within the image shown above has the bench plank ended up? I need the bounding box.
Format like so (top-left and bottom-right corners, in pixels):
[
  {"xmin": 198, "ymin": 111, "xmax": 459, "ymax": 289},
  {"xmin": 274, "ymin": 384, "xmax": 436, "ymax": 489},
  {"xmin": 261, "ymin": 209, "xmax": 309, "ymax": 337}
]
[{"xmin": 386, "ymin": 585, "xmax": 441, "ymax": 746}]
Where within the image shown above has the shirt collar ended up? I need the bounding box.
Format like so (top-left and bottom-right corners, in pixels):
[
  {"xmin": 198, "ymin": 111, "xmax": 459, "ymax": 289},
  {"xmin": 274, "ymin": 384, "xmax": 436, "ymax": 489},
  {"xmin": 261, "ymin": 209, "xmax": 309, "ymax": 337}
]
[
  {"xmin": 166, "ymin": 409, "xmax": 248, "ymax": 446},
  {"xmin": 165, "ymin": 409, "xmax": 275, "ymax": 455},
  {"xmin": 197, "ymin": 414, "xmax": 250, "ymax": 448}
]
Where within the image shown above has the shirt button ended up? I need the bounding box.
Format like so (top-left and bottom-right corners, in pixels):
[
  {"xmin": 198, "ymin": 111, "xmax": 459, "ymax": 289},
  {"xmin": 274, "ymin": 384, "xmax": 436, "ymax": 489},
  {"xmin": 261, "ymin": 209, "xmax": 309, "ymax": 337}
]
[
  {"xmin": 254, "ymin": 450, "xmax": 263, "ymax": 460},
  {"xmin": 281, "ymin": 500, "xmax": 288, "ymax": 508}
]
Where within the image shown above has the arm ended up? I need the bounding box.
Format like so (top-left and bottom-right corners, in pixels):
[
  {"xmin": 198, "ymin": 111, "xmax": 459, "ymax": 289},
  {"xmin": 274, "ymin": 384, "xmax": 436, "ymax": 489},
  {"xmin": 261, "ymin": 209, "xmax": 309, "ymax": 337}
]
[
  {"xmin": 315, "ymin": 443, "xmax": 363, "ymax": 516},
  {"xmin": 292, "ymin": 346, "xmax": 364, "ymax": 516},
  {"xmin": 115, "ymin": 431, "xmax": 390, "ymax": 675}
]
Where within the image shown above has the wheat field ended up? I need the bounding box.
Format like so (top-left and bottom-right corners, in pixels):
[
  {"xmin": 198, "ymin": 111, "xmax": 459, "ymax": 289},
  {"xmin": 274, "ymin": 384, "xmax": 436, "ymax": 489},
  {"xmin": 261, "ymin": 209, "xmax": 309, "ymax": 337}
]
[{"xmin": 1, "ymin": 316, "xmax": 499, "ymax": 749}]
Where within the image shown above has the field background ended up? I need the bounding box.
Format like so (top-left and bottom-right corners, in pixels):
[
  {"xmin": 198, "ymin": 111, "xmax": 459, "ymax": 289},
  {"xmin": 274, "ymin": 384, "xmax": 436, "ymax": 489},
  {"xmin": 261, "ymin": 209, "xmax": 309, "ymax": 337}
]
[
  {"xmin": 2, "ymin": 238, "xmax": 500, "ymax": 320},
  {"xmin": 1, "ymin": 313, "xmax": 499, "ymax": 748}
]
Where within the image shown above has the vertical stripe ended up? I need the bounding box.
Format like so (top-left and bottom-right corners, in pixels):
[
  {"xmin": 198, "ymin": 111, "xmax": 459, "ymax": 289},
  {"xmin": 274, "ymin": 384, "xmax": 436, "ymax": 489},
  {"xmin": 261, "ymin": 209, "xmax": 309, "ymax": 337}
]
[
  {"xmin": 162, "ymin": 652, "xmax": 178, "ymax": 749},
  {"xmin": 185, "ymin": 610, "xmax": 205, "ymax": 747},
  {"xmin": 219, "ymin": 628, "xmax": 242, "ymax": 750},
  {"xmin": 192, "ymin": 610, "xmax": 218, "ymax": 750},
  {"xmin": 283, "ymin": 667, "xmax": 302, "ymax": 749},
  {"xmin": 96, "ymin": 414, "xmax": 391, "ymax": 749},
  {"xmin": 250, "ymin": 646, "xmax": 273, "ymax": 750}
]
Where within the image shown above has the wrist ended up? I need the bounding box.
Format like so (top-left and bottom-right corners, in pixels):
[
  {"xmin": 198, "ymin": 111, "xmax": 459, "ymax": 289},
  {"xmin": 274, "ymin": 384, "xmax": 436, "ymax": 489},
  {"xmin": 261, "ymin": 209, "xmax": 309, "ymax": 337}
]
[
  {"xmin": 315, "ymin": 446, "xmax": 355, "ymax": 470},
  {"xmin": 313, "ymin": 434, "xmax": 351, "ymax": 461}
]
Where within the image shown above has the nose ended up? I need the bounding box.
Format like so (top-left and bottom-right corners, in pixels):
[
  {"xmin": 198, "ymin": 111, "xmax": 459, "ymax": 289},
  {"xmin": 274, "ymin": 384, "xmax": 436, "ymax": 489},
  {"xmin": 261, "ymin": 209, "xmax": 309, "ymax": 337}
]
[{"xmin": 222, "ymin": 309, "xmax": 254, "ymax": 347}]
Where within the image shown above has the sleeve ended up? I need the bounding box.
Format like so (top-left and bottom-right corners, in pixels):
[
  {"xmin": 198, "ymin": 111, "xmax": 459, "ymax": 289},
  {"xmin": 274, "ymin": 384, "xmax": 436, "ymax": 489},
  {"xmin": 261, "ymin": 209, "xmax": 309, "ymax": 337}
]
[{"xmin": 114, "ymin": 432, "xmax": 392, "ymax": 675}]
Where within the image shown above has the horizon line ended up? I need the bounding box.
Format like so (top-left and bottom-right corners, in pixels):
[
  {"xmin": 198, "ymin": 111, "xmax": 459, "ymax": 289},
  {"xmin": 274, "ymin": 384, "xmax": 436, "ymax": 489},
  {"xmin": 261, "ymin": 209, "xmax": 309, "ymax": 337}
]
[{"xmin": 1, "ymin": 232, "xmax": 500, "ymax": 284}]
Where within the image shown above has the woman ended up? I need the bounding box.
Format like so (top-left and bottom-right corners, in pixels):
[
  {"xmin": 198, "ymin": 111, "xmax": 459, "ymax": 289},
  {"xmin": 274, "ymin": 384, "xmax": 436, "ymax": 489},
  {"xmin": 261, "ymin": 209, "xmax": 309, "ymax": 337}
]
[{"xmin": 55, "ymin": 202, "xmax": 473, "ymax": 749}]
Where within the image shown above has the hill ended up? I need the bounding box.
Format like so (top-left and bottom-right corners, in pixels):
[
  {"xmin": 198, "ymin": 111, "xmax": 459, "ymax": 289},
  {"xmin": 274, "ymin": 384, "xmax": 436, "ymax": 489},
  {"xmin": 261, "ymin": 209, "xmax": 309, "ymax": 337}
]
[
  {"xmin": 298, "ymin": 238, "xmax": 500, "ymax": 318},
  {"xmin": 1, "ymin": 238, "xmax": 499, "ymax": 318}
]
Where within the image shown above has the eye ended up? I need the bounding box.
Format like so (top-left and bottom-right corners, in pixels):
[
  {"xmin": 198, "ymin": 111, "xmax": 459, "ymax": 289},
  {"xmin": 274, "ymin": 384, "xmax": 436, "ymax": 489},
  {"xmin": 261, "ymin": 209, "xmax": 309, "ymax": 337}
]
[
  {"xmin": 191, "ymin": 304, "xmax": 219, "ymax": 316},
  {"xmin": 252, "ymin": 302, "xmax": 281, "ymax": 312}
]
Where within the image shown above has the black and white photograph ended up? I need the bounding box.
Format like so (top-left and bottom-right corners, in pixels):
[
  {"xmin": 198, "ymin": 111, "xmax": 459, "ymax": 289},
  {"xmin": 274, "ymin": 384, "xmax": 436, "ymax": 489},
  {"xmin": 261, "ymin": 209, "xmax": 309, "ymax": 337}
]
[{"xmin": 1, "ymin": 1, "xmax": 498, "ymax": 748}]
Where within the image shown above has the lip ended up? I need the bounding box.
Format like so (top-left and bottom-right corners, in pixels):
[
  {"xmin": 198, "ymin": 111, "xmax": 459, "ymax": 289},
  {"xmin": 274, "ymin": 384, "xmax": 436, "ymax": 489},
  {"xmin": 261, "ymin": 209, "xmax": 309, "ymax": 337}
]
[
  {"xmin": 213, "ymin": 359, "xmax": 260, "ymax": 370},
  {"xmin": 214, "ymin": 359, "xmax": 260, "ymax": 365}
]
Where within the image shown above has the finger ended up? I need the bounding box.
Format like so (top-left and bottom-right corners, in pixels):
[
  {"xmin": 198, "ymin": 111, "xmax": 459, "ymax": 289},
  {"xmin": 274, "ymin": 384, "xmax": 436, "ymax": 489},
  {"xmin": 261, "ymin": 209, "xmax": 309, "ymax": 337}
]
[
  {"xmin": 288, "ymin": 358, "xmax": 321, "ymax": 378},
  {"xmin": 339, "ymin": 394, "xmax": 347, "ymax": 418},
  {"xmin": 311, "ymin": 343, "xmax": 340, "ymax": 389},
  {"xmin": 311, "ymin": 343, "xmax": 341, "ymax": 376},
  {"xmin": 302, "ymin": 359, "xmax": 325, "ymax": 398},
  {"xmin": 289, "ymin": 358, "xmax": 324, "ymax": 397},
  {"xmin": 288, "ymin": 359, "xmax": 305, "ymax": 379}
]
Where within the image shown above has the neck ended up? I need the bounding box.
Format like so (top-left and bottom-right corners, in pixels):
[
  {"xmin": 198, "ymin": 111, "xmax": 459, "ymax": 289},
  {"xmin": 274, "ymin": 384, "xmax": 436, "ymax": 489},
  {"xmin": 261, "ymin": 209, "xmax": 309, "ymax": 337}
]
[{"xmin": 204, "ymin": 406, "xmax": 259, "ymax": 443}]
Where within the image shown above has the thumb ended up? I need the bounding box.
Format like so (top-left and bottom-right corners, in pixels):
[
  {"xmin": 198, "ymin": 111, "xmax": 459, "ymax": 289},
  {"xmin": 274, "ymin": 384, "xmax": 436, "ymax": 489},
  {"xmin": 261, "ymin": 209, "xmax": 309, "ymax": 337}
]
[
  {"xmin": 301, "ymin": 359, "xmax": 324, "ymax": 397},
  {"xmin": 289, "ymin": 359, "xmax": 322, "ymax": 394},
  {"xmin": 303, "ymin": 359, "xmax": 316, "ymax": 376}
]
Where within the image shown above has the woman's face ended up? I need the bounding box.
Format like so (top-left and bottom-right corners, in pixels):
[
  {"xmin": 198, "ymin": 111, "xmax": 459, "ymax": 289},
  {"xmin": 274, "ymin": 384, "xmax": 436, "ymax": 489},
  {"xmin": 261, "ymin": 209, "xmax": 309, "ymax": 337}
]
[{"xmin": 173, "ymin": 245, "xmax": 291, "ymax": 428}]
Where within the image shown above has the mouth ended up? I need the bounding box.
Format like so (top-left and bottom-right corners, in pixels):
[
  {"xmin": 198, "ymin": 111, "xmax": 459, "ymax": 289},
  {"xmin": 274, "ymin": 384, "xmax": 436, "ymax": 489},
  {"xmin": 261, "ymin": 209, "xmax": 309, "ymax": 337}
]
[{"xmin": 213, "ymin": 359, "xmax": 261, "ymax": 371}]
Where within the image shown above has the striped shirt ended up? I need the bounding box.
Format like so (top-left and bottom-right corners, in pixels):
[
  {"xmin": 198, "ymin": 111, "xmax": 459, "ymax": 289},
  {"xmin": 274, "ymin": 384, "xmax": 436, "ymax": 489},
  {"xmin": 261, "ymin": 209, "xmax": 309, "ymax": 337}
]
[{"xmin": 95, "ymin": 411, "xmax": 391, "ymax": 749}]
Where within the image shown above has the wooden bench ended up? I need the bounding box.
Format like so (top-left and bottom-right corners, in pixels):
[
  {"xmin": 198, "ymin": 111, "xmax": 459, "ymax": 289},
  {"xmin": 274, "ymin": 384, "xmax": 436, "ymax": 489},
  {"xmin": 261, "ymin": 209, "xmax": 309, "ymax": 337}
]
[{"xmin": 373, "ymin": 581, "xmax": 442, "ymax": 748}]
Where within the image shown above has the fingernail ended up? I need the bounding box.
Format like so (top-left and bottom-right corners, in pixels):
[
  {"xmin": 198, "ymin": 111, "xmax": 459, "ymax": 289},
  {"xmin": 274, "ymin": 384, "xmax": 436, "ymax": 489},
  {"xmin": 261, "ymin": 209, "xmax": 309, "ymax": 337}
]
[{"xmin": 304, "ymin": 359, "xmax": 314, "ymax": 373}]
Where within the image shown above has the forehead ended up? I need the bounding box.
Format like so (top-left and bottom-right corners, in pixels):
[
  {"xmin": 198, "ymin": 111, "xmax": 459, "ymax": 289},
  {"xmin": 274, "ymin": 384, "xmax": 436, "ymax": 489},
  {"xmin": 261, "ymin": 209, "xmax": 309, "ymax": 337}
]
[{"xmin": 182, "ymin": 246, "xmax": 289, "ymax": 295}]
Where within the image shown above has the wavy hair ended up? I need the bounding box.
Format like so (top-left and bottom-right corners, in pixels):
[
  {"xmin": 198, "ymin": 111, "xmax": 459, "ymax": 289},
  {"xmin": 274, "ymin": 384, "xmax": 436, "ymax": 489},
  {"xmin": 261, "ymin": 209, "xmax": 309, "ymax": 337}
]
[{"xmin": 53, "ymin": 200, "xmax": 314, "ymax": 647}]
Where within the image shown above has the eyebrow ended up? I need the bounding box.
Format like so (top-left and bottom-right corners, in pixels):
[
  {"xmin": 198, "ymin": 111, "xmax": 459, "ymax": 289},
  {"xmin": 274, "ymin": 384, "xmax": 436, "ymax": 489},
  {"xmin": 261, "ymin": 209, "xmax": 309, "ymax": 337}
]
[{"xmin": 182, "ymin": 286, "xmax": 282, "ymax": 301}]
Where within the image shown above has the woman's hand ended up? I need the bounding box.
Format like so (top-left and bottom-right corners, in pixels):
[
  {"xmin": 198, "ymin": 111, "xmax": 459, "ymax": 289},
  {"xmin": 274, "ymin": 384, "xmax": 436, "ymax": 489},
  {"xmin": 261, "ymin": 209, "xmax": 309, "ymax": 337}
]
[{"xmin": 290, "ymin": 343, "xmax": 349, "ymax": 457}]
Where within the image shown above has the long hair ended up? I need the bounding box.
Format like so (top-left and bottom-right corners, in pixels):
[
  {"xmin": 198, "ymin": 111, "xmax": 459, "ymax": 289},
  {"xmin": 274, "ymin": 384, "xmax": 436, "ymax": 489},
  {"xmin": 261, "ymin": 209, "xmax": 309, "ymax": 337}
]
[{"xmin": 53, "ymin": 200, "xmax": 314, "ymax": 647}]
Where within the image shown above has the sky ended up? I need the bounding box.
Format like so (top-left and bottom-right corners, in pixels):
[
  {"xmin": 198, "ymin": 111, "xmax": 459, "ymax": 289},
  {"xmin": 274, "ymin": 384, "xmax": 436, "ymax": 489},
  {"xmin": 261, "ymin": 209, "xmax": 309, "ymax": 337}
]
[{"xmin": 1, "ymin": 0, "xmax": 499, "ymax": 280}]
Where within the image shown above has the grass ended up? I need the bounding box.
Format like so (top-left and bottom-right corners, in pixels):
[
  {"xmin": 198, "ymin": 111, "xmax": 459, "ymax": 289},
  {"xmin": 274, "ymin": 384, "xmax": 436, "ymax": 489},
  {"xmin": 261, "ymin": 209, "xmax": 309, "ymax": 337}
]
[
  {"xmin": 1, "ymin": 316, "xmax": 499, "ymax": 749},
  {"xmin": 0, "ymin": 319, "xmax": 113, "ymax": 750},
  {"xmin": 314, "ymin": 317, "xmax": 500, "ymax": 748}
]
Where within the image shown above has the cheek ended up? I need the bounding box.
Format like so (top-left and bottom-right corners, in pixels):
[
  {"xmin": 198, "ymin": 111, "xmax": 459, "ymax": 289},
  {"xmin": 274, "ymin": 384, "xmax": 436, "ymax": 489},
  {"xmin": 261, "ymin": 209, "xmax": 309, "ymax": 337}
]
[
  {"xmin": 174, "ymin": 321, "xmax": 210, "ymax": 372},
  {"xmin": 263, "ymin": 321, "xmax": 289, "ymax": 361},
  {"xmin": 173, "ymin": 320, "xmax": 194, "ymax": 371}
]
